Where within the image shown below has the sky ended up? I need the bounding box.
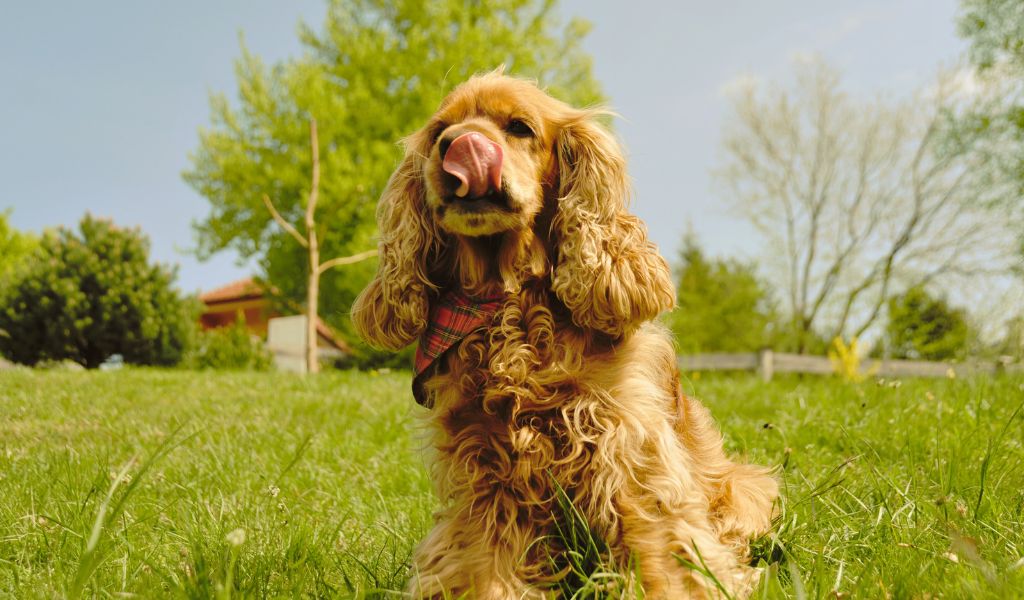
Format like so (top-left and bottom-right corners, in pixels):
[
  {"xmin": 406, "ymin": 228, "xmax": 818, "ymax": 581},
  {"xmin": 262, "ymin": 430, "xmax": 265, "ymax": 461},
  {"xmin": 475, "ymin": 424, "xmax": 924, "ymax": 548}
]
[{"xmin": 0, "ymin": 1, "xmax": 966, "ymax": 295}]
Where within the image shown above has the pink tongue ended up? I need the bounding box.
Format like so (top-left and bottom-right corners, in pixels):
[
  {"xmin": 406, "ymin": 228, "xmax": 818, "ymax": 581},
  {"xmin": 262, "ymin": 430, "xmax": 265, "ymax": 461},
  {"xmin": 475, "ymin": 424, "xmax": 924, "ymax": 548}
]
[{"xmin": 442, "ymin": 132, "xmax": 503, "ymax": 199}]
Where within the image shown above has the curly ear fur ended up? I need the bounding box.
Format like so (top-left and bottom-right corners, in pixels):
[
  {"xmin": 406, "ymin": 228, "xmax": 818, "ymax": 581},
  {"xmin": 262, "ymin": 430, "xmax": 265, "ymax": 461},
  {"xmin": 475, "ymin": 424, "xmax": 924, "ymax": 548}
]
[
  {"xmin": 550, "ymin": 114, "xmax": 676, "ymax": 337},
  {"xmin": 351, "ymin": 132, "xmax": 441, "ymax": 350}
]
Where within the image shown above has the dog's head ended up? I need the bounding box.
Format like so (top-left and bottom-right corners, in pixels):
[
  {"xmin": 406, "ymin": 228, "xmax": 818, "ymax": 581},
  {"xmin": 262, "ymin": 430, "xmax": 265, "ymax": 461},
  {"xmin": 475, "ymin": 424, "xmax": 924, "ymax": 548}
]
[
  {"xmin": 418, "ymin": 75, "xmax": 569, "ymax": 237},
  {"xmin": 352, "ymin": 73, "xmax": 674, "ymax": 350}
]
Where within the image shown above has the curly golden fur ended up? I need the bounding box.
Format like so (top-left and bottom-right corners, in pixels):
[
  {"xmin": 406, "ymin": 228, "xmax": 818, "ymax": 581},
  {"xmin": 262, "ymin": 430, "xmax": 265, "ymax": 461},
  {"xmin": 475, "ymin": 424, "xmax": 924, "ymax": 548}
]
[{"xmin": 352, "ymin": 72, "xmax": 778, "ymax": 599}]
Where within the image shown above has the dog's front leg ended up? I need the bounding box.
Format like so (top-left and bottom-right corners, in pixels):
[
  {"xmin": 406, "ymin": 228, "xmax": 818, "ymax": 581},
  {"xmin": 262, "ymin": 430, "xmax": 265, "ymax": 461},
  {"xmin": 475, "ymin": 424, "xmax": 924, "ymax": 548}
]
[
  {"xmin": 409, "ymin": 510, "xmax": 541, "ymax": 600},
  {"xmin": 616, "ymin": 491, "xmax": 756, "ymax": 600},
  {"xmin": 674, "ymin": 393, "xmax": 778, "ymax": 550}
]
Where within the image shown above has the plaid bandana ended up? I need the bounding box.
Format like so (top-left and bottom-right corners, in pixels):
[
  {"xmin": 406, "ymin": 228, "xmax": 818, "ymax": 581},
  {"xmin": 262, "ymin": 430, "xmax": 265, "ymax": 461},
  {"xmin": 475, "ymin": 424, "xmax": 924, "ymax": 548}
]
[{"xmin": 412, "ymin": 289, "xmax": 504, "ymax": 407}]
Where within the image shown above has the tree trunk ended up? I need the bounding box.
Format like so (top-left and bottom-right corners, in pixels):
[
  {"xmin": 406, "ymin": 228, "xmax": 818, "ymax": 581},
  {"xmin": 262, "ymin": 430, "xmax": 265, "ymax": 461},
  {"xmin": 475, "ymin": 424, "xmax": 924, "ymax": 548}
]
[
  {"xmin": 305, "ymin": 118, "xmax": 321, "ymax": 375},
  {"xmin": 262, "ymin": 117, "xmax": 377, "ymax": 374},
  {"xmin": 306, "ymin": 232, "xmax": 319, "ymax": 374}
]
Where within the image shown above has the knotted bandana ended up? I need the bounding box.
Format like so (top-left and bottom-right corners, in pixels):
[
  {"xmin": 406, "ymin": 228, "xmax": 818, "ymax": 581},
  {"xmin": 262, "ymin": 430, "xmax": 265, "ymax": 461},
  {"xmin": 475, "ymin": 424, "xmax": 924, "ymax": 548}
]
[{"xmin": 412, "ymin": 290, "xmax": 504, "ymax": 407}]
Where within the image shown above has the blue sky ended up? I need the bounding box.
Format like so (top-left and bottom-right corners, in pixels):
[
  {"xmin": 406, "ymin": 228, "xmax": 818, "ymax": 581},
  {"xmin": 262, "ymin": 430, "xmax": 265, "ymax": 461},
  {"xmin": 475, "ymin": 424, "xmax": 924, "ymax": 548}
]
[{"xmin": 1, "ymin": 1, "xmax": 964, "ymax": 294}]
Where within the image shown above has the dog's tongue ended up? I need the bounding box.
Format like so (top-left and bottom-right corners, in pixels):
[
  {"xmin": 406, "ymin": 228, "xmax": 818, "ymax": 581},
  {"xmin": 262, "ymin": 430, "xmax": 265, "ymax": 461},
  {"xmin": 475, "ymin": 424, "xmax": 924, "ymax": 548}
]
[{"xmin": 442, "ymin": 132, "xmax": 503, "ymax": 199}]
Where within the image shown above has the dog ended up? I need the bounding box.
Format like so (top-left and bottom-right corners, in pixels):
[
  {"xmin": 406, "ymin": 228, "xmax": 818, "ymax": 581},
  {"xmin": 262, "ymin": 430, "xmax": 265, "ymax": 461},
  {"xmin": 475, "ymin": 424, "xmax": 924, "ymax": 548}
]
[{"xmin": 352, "ymin": 72, "xmax": 777, "ymax": 599}]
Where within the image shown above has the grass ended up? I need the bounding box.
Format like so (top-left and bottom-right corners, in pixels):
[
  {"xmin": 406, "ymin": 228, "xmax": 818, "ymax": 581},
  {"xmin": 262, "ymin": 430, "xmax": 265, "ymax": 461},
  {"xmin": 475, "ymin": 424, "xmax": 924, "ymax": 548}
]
[{"xmin": 0, "ymin": 369, "xmax": 1022, "ymax": 598}]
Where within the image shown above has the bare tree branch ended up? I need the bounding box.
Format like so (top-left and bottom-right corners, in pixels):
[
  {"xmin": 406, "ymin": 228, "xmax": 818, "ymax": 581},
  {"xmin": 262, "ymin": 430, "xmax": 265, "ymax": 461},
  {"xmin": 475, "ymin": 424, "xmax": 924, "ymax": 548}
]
[
  {"xmin": 260, "ymin": 117, "xmax": 374, "ymax": 374},
  {"xmin": 317, "ymin": 249, "xmax": 378, "ymax": 275},
  {"xmin": 305, "ymin": 118, "xmax": 320, "ymax": 237},
  {"xmin": 263, "ymin": 194, "xmax": 308, "ymax": 248},
  {"xmin": 304, "ymin": 117, "xmax": 321, "ymax": 375},
  {"xmin": 716, "ymin": 58, "xmax": 1018, "ymax": 350}
]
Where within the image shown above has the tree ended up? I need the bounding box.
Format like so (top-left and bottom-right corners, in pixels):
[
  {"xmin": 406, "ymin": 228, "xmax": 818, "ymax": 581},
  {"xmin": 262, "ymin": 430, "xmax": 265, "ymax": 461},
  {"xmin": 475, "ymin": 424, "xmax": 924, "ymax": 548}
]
[
  {"xmin": 956, "ymin": 0, "xmax": 1024, "ymax": 253},
  {"xmin": 262, "ymin": 118, "xmax": 376, "ymax": 373},
  {"xmin": 0, "ymin": 209, "xmax": 38, "ymax": 285},
  {"xmin": 960, "ymin": 0, "xmax": 1024, "ymax": 71},
  {"xmin": 881, "ymin": 286, "xmax": 973, "ymax": 361},
  {"xmin": 666, "ymin": 235, "xmax": 776, "ymax": 354},
  {"xmin": 0, "ymin": 215, "xmax": 196, "ymax": 368},
  {"xmin": 184, "ymin": 0, "xmax": 604, "ymax": 358},
  {"xmin": 716, "ymin": 58, "xmax": 1018, "ymax": 352}
]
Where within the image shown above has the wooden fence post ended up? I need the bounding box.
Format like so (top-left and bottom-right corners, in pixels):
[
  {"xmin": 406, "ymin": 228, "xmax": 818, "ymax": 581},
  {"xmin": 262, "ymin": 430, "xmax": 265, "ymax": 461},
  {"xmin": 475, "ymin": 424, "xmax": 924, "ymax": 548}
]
[{"xmin": 758, "ymin": 349, "xmax": 774, "ymax": 382}]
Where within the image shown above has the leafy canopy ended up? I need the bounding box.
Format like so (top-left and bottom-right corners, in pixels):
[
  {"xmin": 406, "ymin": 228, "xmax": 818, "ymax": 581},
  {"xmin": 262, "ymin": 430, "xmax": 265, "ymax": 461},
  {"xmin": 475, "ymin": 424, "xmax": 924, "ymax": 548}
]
[
  {"xmin": 0, "ymin": 209, "xmax": 38, "ymax": 285},
  {"xmin": 882, "ymin": 286, "xmax": 973, "ymax": 361},
  {"xmin": 956, "ymin": 0, "xmax": 1024, "ymax": 244},
  {"xmin": 960, "ymin": 0, "xmax": 1024, "ymax": 72},
  {"xmin": 184, "ymin": 0, "xmax": 605, "ymax": 355},
  {"xmin": 0, "ymin": 215, "xmax": 196, "ymax": 368}
]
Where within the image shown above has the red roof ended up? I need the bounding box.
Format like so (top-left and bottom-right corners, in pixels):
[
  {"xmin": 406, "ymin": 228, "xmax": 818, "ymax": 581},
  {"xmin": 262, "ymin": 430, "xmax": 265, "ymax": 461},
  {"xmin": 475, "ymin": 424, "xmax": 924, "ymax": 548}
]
[
  {"xmin": 315, "ymin": 320, "xmax": 352, "ymax": 354},
  {"xmin": 199, "ymin": 277, "xmax": 352, "ymax": 354},
  {"xmin": 200, "ymin": 278, "xmax": 264, "ymax": 304}
]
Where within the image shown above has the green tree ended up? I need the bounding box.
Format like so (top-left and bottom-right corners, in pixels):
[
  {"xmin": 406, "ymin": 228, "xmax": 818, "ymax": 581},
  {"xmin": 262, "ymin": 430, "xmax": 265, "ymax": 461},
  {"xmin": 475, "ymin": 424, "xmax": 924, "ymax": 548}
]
[
  {"xmin": 184, "ymin": 0, "xmax": 604, "ymax": 359},
  {"xmin": 959, "ymin": 0, "xmax": 1024, "ymax": 134},
  {"xmin": 0, "ymin": 209, "xmax": 38, "ymax": 285},
  {"xmin": 956, "ymin": 0, "xmax": 1024, "ymax": 249},
  {"xmin": 666, "ymin": 236, "xmax": 776, "ymax": 354},
  {"xmin": 960, "ymin": 0, "xmax": 1024, "ymax": 67},
  {"xmin": 881, "ymin": 286, "xmax": 973, "ymax": 361},
  {"xmin": 0, "ymin": 215, "xmax": 196, "ymax": 368}
]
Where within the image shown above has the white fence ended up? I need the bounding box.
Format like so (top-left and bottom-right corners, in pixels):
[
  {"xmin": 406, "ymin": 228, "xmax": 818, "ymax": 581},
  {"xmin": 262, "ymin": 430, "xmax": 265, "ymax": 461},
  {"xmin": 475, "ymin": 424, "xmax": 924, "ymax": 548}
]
[{"xmin": 678, "ymin": 350, "xmax": 1024, "ymax": 381}]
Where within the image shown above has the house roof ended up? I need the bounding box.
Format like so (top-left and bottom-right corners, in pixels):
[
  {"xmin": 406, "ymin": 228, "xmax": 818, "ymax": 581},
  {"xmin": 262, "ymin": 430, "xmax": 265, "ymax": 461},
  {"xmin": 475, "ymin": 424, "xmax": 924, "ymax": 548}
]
[
  {"xmin": 315, "ymin": 320, "xmax": 352, "ymax": 354},
  {"xmin": 200, "ymin": 277, "xmax": 265, "ymax": 304},
  {"xmin": 199, "ymin": 277, "xmax": 353, "ymax": 355}
]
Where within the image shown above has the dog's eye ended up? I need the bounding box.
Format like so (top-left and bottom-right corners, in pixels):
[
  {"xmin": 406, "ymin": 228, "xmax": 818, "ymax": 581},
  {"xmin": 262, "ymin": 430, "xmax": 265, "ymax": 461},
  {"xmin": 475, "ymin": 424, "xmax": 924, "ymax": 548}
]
[
  {"xmin": 430, "ymin": 123, "xmax": 447, "ymax": 142},
  {"xmin": 505, "ymin": 119, "xmax": 534, "ymax": 138}
]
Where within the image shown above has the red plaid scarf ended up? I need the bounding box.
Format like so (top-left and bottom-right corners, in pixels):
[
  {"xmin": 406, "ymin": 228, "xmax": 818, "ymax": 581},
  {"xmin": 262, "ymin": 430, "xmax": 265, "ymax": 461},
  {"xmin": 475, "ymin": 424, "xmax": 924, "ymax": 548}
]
[{"xmin": 412, "ymin": 289, "xmax": 503, "ymax": 407}]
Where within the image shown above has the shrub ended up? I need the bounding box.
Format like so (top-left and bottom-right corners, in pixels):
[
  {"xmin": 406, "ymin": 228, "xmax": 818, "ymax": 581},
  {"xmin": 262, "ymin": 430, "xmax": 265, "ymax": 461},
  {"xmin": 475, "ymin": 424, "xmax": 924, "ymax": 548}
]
[
  {"xmin": 0, "ymin": 214, "xmax": 196, "ymax": 368},
  {"xmin": 666, "ymin": 235, "xmax": 776, "ymax": 354},
  {"xmin": 0, "ymin": 209, "xmax": 38, "ymax": 287},
  {"xmin": 184, "ymin": 317, "xmax": 273, "ymax": 371},
  {"xmin": 881, "ymin": 286, "xmax": 973, "ymax": 361},
  {"xmin": 828, "ymin": 336, "xmax": 878, "ymax": 383}
]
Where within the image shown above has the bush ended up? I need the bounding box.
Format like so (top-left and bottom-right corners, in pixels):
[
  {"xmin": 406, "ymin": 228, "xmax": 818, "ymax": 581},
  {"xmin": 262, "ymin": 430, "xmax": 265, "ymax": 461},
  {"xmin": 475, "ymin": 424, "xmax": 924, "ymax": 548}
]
[
  {"xmin": 666, "ymin": 235, "xmax": 776, "ymax": 353},
  {"xmin": 880, "ymin": 286, "xmax": 973, "ymax": 361},
  {"xmin": 184, "ymin": 317, "xmax": 273, "ymax": 371},
  {"xmin": 0, "ymin": 214, "xmax": 196, "ymax": 368},
  {"xmin": 0, "ymin": 209, "xmax": 38, "ymax": 287}
]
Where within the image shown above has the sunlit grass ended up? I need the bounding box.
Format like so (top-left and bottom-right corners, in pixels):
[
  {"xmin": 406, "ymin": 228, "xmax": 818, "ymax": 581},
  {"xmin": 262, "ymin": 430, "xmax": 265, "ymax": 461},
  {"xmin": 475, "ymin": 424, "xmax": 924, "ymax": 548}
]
[
  {"xmin": 0, "ymin": 369, "xmax": 430, "ymax": 598},
  {"xmin": 1, "ymin": 369, "xmax": 1022, "ymax": 597}
]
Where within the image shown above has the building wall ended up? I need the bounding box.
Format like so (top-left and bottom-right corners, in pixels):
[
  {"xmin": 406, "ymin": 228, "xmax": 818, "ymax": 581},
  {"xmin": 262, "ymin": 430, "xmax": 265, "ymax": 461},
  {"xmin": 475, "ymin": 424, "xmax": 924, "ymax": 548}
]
[{"xmin": 199, "ymin": 298, "xmax": 276, "ymax": 336}]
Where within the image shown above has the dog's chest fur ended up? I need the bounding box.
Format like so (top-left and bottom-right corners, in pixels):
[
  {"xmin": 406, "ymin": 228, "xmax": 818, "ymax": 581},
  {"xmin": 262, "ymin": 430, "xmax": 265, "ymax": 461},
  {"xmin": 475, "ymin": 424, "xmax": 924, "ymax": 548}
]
[{"xmin": 422, "ymin": 285, "xmax": 620, "ymax": 536}]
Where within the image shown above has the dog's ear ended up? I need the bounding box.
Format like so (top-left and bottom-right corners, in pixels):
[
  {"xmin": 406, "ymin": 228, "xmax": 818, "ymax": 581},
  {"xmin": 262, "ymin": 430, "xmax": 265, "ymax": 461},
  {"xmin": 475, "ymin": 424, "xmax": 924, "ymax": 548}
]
[
  {"xmin": 550, "ymin": 113, "xmax": 675, "ymax": 337},
  {"xmin": 351, "ymin": 130, "xmax": 440, "ymax": 350}
]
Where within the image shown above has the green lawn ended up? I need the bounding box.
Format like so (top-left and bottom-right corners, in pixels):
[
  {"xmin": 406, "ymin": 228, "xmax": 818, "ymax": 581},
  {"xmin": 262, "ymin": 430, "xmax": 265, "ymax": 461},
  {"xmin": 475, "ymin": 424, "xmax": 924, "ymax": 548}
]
[{"xmin": 1, "ymin": 369, "xmax": 1022, "ymax": 598}]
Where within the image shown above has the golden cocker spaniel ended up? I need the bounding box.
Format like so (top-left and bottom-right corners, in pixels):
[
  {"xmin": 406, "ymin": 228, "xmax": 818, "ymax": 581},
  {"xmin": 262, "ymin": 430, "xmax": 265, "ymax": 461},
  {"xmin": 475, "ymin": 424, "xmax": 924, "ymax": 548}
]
[{"xmin": 352, "ymin": 72, "xmax": 777, "ymax": 599}]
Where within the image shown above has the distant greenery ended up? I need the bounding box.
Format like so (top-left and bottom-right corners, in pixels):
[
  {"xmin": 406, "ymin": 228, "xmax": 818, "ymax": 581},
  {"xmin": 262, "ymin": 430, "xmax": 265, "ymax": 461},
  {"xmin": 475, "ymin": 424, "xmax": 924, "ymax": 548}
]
[
  {"xmin": 2, "ymin": 370, "xmax": 1022, "ymax": 597},
  {"xmin": 957, "ymin": 0, "xmax": 1024, "ymax": 250},
  {"xmin": 0, "ymin": 215, "xmax": 195, "ymax": 368},
  {"xmin": 185, "ymin": 0, "xmax": 605, "ymax": 363},
  {"xmin": 960, "ymin": 0, "xmax": 1024, "ymax": 71},
  {"xmin": 880, "ymin": 286, "xmax": 974, "ymax": 361},
  {"xmin": 0, "ymin": 209, "xmax": 37, "ymax": 286},
  {"xmin": 666, "ymin": 236, "xmax": 776, "ymax": 354},
  {"xmin": 184, "ymin": 316, "xmax": 273, "ymax": 371},
  {"xmin": 996, "ymin": 315, "xmax": 1024, "ymax": 360}
]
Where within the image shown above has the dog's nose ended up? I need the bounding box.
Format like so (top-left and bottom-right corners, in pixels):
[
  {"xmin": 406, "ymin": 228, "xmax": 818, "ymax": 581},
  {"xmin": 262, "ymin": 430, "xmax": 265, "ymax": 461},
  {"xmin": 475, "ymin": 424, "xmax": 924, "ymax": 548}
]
[{"xmin": 441, "ymin": 132, "xmax": 503, "ymax": 199}]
